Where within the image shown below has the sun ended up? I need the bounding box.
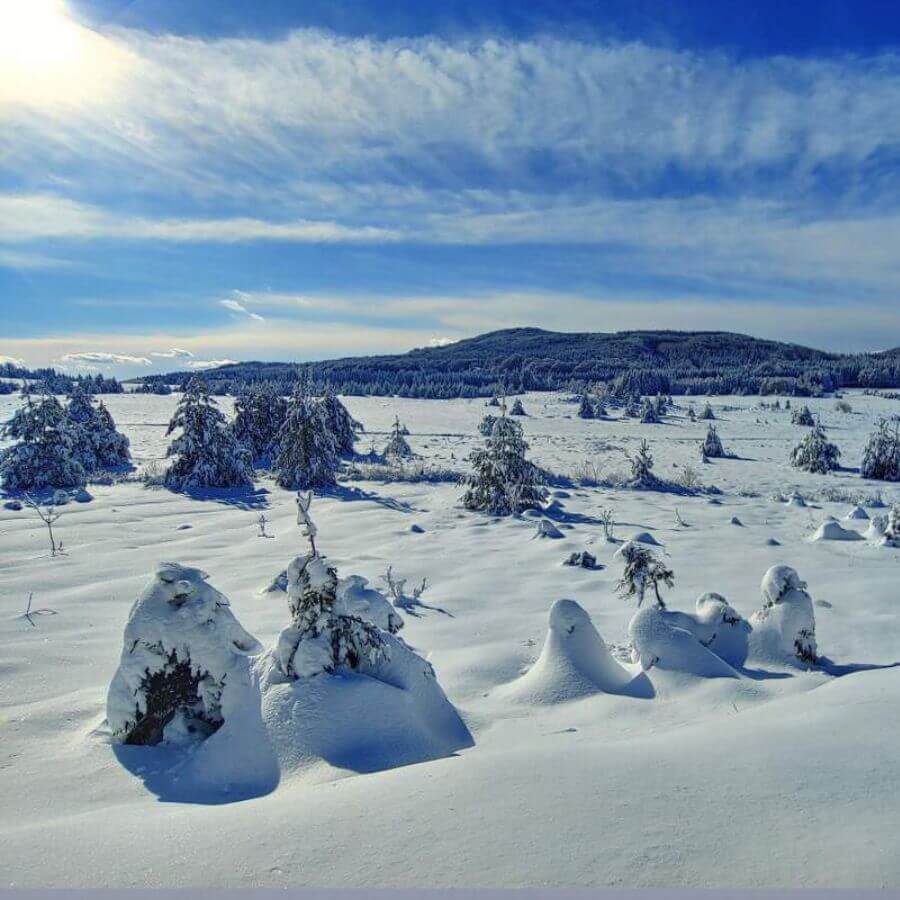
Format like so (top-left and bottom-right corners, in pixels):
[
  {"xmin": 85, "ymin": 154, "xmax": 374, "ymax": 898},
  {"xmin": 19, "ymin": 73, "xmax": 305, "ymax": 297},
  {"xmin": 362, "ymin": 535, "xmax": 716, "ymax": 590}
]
[
  {"xmin": 0, "ymin": 0, "xmax": 82, "ymax": 68},
  {"xmin": 0, "ymin": 0, "xmax": 129, "ymax": 108}
]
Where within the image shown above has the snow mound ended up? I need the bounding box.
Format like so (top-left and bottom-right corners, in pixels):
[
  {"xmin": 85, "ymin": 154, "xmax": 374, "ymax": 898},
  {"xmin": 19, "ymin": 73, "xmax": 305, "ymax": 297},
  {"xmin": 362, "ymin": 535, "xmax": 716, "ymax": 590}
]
[
  {"xmin": 499, "ymin": 599, "xmax": 636, "ymax": 703},
  {"xmin": 765, "ymin": 537, "xmax": 781, "ymax": 546},
  {"xmin": 629, "ymin": 606, "xmax": 740, "ymax": 678},
  {"xmin": 534, "ymin": 519, "xmax": 564, "ymax": 539},
  {"xmin": 845, "ymin": 506, "xmax": 870, "ymax": 521},
  {"xmin": 692, "ymin": 592, "xmax": 752, "ymax": 668},
  {"xmin": 748, "ymin": 565, "xmax": 818, "ymax": 667},
  {"xmin": 786, "ymin": 494, "xmax": 807, "ymax": 507},
  {"xmin": 811, "ymin": 520, "xmax": 863, "ymax": 542},
  {"xmin": 335, "ymin": 575, "xmax": 404, "ymax": 634},
  {"xmin": 729, "ymin": 516, "xmax": 743, "ymax": 526},
  {"xmin": 864, "ymin": 516, "xmax": 887, "ymax": 543},
  {"xmin": 106, "ymin": 563, "xmax": 262, "ymax": 747},
  {"xmin": 625, "ymin": 530, "xmax": 660, "ymax": 546},
  {"xmin": 256, "ymin": 631, "xmax": 473, "ymax": 775}
]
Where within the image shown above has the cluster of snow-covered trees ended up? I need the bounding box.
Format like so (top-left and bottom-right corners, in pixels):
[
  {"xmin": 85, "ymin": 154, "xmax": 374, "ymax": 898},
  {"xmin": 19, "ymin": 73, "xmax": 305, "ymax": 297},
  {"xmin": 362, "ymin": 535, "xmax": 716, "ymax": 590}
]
[
  {"xmin": 0, "ymin": 383, "xmax": 131, "ymax": 491},
  {"xmin": 160, "ymin": 377, "xmax": 363, "ymax": 491}
]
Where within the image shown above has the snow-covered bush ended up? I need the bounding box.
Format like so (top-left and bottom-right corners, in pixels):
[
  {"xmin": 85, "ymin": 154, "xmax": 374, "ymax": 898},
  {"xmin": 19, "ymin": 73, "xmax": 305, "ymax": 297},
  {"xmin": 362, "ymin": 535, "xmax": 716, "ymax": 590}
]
[
  {"xmin": 274, "ymin": 382, "xmax": 339, "ymax": 490},
  {"xmin": 884, "ymin": 504, "xmax": 900, "ymax": 547},
  {"xmin": 383, "ymin": 415, "xmax": 414, "ymax": 461},
  {"xmin": 461, "ymin": 414, "xmax": 545, "ymax": 515},
  {"xmin": 478, "ymin": 414, "xmax": 498, "ymax": 437},
  {"xmin": 564, "ymin": 550, "xmax": 597, "ymax": 569},
  {"xmin": 700, "ymin": 424, "xmax": 725, "ymax": 459},
  {"xmin": 699, "ymin": 402, "xmax": 716, "ymax": 420},
  {"xmin": 320, "ymin": 385, "xmax": 363, "ymax": 456},
  {"xmin": 615, "ymin": 541, "xmax": 674, "ymax": 608},
  {"xmin": 164, "ymin": 378, "xmax": 253, "ymax": 490},
  {"xmin": 0, "ymin": 386, "xmax": 86, "ymax": 491},
  {"xmin": 640, "ymin": 399, "xmax": 661, "ymax": 424},
  {"xmin": 791, "ymin": 405, "xmax": 815, "ymax": 426},
  {"xmin": 860, "ymin": 418, "xmax": 900, "ymax": 481},
  {"xmin": 509, "ymin": 398, "xmax": 526, "ymax": 416},
  {"xmin": 748, "ymin": 565, "xmax": 818, "ymax": 666},
  {"xmin": 577, "ymin": 395, "xmax": 595, "ymax": 419},
  {"xmin": 790, "ymin": 422, "xmax": 840, "ymax": 473},
  {"xmin": 231, "ymin": 383, "xmax": 287, "ymax": 467},
  {"xmin": 106, "ymin": 562, "xmax": 262, "ymax": 745}
]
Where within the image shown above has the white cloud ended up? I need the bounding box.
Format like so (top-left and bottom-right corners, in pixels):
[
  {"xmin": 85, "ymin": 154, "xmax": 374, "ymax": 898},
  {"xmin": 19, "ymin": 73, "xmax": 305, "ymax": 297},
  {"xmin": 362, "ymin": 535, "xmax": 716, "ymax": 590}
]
[
  {"xmin": 427, "ymin": 337, "xmax": 457, "ymax": 348},
  {"xmin": 151, "ymin": 347, "xmax": 194, "ymax": 359},
  {"xmin": 59, "ymin": 351, "xmax": 152, "ymax": 366},
  {"xmin": 0, "ymin": 355, "xmax": 25, "ymax": 366},
  {"xmin": 187, "ymin": 358, "xmax": 238, "ymax": 369},
  {"xmin": 220, "ymin": 296, "xmax": 265, "ymax": 321}
]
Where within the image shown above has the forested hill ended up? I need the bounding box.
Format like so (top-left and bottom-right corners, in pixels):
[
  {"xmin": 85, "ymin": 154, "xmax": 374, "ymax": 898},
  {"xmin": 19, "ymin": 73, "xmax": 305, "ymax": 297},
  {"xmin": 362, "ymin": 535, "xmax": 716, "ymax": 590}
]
[{"xmin": 135, "ymin": 328, "xmax": 900, "ymax": 399}]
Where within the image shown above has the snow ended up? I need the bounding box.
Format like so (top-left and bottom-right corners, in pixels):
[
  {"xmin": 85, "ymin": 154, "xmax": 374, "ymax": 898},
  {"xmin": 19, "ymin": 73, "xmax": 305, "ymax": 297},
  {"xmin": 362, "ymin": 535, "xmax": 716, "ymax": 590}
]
[
  {"xmin": 811, "ymin": 520, "xmax": 865, "ymax": 541},
  {"xmin": 2, "ymin": 389, "xmax": 900, "ymax": 888}
]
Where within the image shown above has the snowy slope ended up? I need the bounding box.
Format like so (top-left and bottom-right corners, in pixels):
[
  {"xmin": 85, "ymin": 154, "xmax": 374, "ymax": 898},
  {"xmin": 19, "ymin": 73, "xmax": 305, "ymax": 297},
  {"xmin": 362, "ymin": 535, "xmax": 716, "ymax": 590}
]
[{"xmin": 1, "ymin": 390, "xmax": 899, "ymax": 887}]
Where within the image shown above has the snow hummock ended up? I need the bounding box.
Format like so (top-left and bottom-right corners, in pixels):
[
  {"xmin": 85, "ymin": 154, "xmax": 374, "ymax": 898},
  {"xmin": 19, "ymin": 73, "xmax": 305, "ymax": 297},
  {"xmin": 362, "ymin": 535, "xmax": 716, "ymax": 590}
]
[
  {"xmin": 748, "ymin": 565, "xmax": 818, "ymax": 666},
  {"xmin": 500, "ymin": 599, "xmax": 638, "ymax": 703},
  {"xmin": 534, "ymin": 519, "xmax": 564, "ymax": 539},
  {"xmin": 811, "ymin": 520, "xmax": 864, "ymax": 542},
  {"xmin": 626, "ymin": 530, "xmax": 660, "ymax": 545},
  {"xmin": 845, "ymin": 505, "xmax": 870, "ymax": 521}
]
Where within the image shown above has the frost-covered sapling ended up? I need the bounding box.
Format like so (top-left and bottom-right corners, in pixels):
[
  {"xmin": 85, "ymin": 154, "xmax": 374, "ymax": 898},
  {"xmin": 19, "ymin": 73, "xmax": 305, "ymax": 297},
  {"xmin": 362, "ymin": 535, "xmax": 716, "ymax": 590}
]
[
  {"xmin": 106, "ymin": 563, "xmax": 262, "ymax": 745},
  {"xmin": 383, "ymin": 415, "xmax": 414, "ymax": 462},
  {"xmin": 860, "ymin": 418, "xmax": 900, "ymax": 481},
  {"xmin": 380, "ymin": 565, "xmax": 429, "ymax": 611},
  {"xmin": 791, "ymin": 405, "xmax": 815, "ymax": 427},
  {"xmin": 748, "ymin": 565, "xmax": 818, "ymax": 666},
  {"xmin": 699, "ymin": 402, "xmax": 716, "ymax": 421},
  {"xmin": 0, "ymin": 385, "xmax": 86, "ymax": 491},
  {"xmin": 616, "ymin": 542, "xmax": 674, "ymax": 608},
  {"xmin": 577, "ymin": 395, "xmax": 595, "ymax": 419},
  {"xmin": 257, "ymin": 513, "xmax": 271, "ymax": 538},
  {"xmin": 274, "ymin": 380, "xmax": 339, "ymax": 490},
  {"xmin": 164, "ymin": 377, "xmax": 253, "ymax": 490},
  {"xmin": 461, "ymin": 413, "xmax": 545, "ymax": 515},
  {"xmin": 478, "ymin": 414, "xmax": 498, "ymax": 437},
  {"xmin": 790, "ymin": 422, "xmax": 841, "ymax": 474},
  {"xmin": 509, "ymin": 398, "xmax": 526, "ymax": 416},
  {"xmin": 883, "ymin": 504, "xmax": 900, "ymax": 547},
  {"xmin": 22, "ymin": 493, "xmax": 64, "ymax": 556},
  {"xmin": 687, "ymin": 405, "xmax": 696, "ymax": 422},
  {"xmin": 625, "ymin": 439, "xmax": 657, "ymax": 488},
  {"xmin": 599, "ymin": 506, "xmax": 615, "ymax": 542},
  {"xmin": 701, "ymin": 424, "xmax": 725, "ymax": 459}
]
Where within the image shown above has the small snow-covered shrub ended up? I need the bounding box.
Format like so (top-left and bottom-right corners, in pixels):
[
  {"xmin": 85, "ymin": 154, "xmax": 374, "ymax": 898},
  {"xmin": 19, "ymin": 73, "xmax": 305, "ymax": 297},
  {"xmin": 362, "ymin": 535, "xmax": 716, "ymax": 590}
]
[
  {"xmin": 790, "ymin": 422, "xmax": 840, "ymax": 473},
  {"xmin": 834, "ymin": 400, "xmax": 853, "ymax": 414},
  {"xmin": 615, "ymin": 541, "xmax": 674, "ymax": 608},
  {"xmin": 625, "ymin": 439, "xmax": 657, "ymax": 488},
  {"xmin": 577, "ymin": 395, "xmax": 595, "ymax": 419},
  {"xmin": 676, "ymin": 464, "xmax": 703, "ymax": 490},
  {"xmin": 106, "ymin": 563, "xmax": 262, "ymax": 745},
  {"xmin": 884, "ymin": 504, "xmax": 900, "ymax": 547},
  {"xmin": 478, "ymin": 414, "xmax": 498, "ymax": 437},
  {"xmin": 640, "ymin": 399, "xmax": 661, "ymax": 424},
  {"xmin": 860, "ymin": 418, "xmax": 900, "ymax": 481},
  {"xmin": 383, "ymin": 415, "xmax": 414, "ymax": 461},
  {"xmin": 461, "ymin": 414, "xmax": 544, "ymax": 515},
  {"xmin": 748, "ymin": 565, "xmax": 818, "ymax": 666},
  {"xmin": 791, "ymin": 405, "xmax": 815, "ymax": 427},
  {"xmin": 164, "ymin": 377, "xmax": 253, "ymax": 490},
  {"xmin": 564, "ymin": 550, "xmax": 597, "ymax": 569},
  {"xmin": 699, "ymin": 402, "xmax": 716, "ymax": 421},
  {"xmin": 509, "ymin": 399, "xmax": 526, "ymax": 416},
  {"xmin": 700, "ymin": 424, "xmax": 725, "ymax": 459}
]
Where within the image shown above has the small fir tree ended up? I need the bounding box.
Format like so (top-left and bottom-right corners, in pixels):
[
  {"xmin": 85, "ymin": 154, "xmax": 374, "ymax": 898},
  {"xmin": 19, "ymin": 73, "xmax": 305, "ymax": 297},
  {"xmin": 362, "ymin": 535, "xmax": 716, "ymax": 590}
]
[
  {"xmin": 509, "ymin": 398, "xmax": 526, "ymax": 416},
  {"xmin": 790, "ymin": 422, "xmax": 841, "ymax": 473},
  {"xmin": 699, "ymin": 402, "xmax": 716, "ymax": 421},
  {"xmin": 383, "ymin": 416, "xmax": 414, "ymax": 461},
  {"xmin": 860, "ymin": 418, "xmax": 900, "ymax": 481},
  {"xmin": 640, "ymin": 399, "xmax": 661, "ymax": 424},
  {"xmin": 700, "ymin": 424, "xmax": 725, "ymax": 459},
  {"xmin": 164, "ymin": 377, "xmax": 253, "ymax": 490},
  {"xmin": 626, "ymin": 439, "xmax": 656, "ymax": 487},
  {"xmin": 577, "ymin": 395, "xmax": 595, "ymax": 419},
  {"xmin": 320, "ymin": 385, "xmax": 363, "ymax": 456},
  {"xmin": 616, "ymin": 543, "xmax": 674, "ymax": 609},
  {"xmin": 462, "ymin": 414, "xmax": 544, "ymax": 515},
  {"xmin": 274, "ymin": 380, "xmax": 339, "ymax": 490},
  {"xmin": 791, "ymin": 405, "xmax": 815, "ymax": 426}
]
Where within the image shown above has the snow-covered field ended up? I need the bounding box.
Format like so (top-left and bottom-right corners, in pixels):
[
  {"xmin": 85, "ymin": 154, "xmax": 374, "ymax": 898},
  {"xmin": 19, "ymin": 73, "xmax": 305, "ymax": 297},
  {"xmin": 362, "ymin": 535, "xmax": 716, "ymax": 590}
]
[{"xmin": 1, "ymin": 390, "xmax": 899, "ymax": 888}]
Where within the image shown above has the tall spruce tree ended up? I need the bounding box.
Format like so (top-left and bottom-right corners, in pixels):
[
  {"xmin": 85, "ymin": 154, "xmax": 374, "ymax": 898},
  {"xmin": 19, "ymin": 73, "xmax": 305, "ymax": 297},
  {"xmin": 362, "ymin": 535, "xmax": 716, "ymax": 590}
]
[
  {"xmin": 163, "ymin": 377, "xmax": 252, "ymax": 490},
  {"xmin": 274, "ymin": 380, "xmax": 339, "ymax": 490},
  {"xmin": 860, "ymin": 418, "xmax": 900, "ymax": 481},
  {"xmin": 232, "ymin": 383, "xmax": 287, "ymax": 467},
  {"xmin": 320, "ymin": 385, "xmax": 363, "ymax": 456}
]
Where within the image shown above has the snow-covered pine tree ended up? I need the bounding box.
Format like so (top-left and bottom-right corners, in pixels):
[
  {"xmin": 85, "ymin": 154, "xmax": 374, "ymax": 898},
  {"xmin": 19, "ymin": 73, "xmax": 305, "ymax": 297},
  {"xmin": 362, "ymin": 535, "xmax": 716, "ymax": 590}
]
[
  {"xmin": 274, "ymin": 379, "xmax": 339, "ymax": 490},
  {"xmin": 687, "ymin": 404, "xmax": 696, "ymax": 422},
  {"xmin": 320, "ymin": 385, "xmax": 363, "ymax": 456},
  {"xmin": 478, "ymin": 414, "xmax": 498, "ymax": 437},
  {"xmin": 791, "ymin": 405, "xmax": 815, "ymax": 426},
  {"xmin": 749, "ymin": 565, "xmax": 817, "ymax": 665},
  {"xmin": 461, "ymin": 413, "xmax": 544, "ymax": 515},
  {"xmin": 640, "ymin": 398, "xmax": 661, "ymax": 424},
  {"xmin": 624, "ymin": 396, "xmax": 641, "ymax": 417},
  {"xmin": 654, "ymin": 393, "xmax": 667, "ymax": 415},
  {"xmin": 884, "ymin": 504, "xmax": 900, "ymax": 546},
  {"xmin": 64, "ymin": 383, "xmax": 131, "ymax": 473},
  {"xmin": 383, "ymin": 415, "xmax": 414, "ymax": 461},
  {"xmin": 0, "ymin": 384, "xmax": 86, "ymax": 491},
  {"xmin": 860, "ymin": 418, "xmax": 900, "ymax": 481},
  {"xmin": 790, "ymin": 422, "xmax": 841, "ymax": 473},
  {"xmin": 626, "ymin": 439, "xmax": 656, "ymax": 487},
  {"xmin": 509, "ymin": 398, "xmax": 526, "ymax": 416},
  {"xmin": 231, "ymin": 383, "xmax": 287, "ymax": 467},
  {"xmin": 700, "ymin": 424, "xmax": 725, "ymax": 459},
  {"xmin": 577, "ymin": 395, "xmax": 595, "ymax": 419},
  {"xmin": 699, "ymin": 402, "xmax": 716, "ymax": 420},
  {"xmin": 616, "ymin": 542, "xmax": 674, "ymax": 608},
  {"xmin": 163, "ymin": 377, "xmax": 253, "ymax": 490}
]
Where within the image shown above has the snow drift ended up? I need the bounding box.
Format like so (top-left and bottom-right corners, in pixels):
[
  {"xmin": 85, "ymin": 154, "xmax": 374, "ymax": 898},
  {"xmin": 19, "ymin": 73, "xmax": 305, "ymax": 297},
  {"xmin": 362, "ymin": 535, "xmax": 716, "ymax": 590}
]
[{"xmin": 748, "ymin": 565, "xmax": 818, "ymax": 667}]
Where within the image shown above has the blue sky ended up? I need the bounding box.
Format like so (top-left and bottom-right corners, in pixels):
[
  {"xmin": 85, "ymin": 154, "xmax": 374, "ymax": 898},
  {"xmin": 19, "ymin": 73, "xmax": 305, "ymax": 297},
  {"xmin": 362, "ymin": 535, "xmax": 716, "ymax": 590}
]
[{"xmin": 2, "ymin": 0, "xmax": 900, "ymax": 376}]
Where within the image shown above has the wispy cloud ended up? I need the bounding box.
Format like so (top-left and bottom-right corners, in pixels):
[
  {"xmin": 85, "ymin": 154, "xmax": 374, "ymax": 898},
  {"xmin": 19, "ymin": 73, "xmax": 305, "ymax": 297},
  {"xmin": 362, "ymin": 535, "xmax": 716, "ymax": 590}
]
[
  {"xmin": 59, "ymin": 351, "xmax": 152, "ymax": 367},
  {"xmin": 151, "ymin": 348, "xmax": 194, "ymax": 359},
  {"xmin": 187, "ymin": 358, "xmax": 238, "ymax": 369},
  {"xmin": 220, "ymin": 296, "xmax": 265, "ymax": 322},
  {"xmin": 0, "ymin": 355, "xmax": 25, "ymax": 366}
]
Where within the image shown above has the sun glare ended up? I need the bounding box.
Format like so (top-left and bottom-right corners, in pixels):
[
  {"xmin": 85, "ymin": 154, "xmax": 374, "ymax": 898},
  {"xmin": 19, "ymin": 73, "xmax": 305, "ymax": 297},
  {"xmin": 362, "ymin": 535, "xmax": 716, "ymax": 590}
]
[{"xmin": 0, "ymin": 0, "xmax": 129, "ymax": 107}]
